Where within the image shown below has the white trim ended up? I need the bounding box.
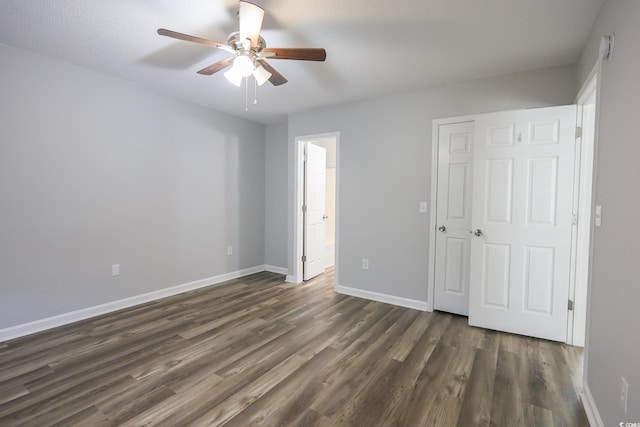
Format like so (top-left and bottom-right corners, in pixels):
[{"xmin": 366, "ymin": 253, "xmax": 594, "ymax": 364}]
[
  {"xmin": 291, "ymin": 137, "xmax": 305, "ymax": 284},
  {"xmin": 427, "ymin": 122, "xmax": 438, "ymax": 312},
  {"xmin": 575, "ymin": 63, "xmax": 599, "ymax": 105},
  {"xmin": 568, "ymin": 67, "xmax": 598, "ymax": 347},
  {"xmin": 427, "ymin": 115, "xmax": 478, "ymax": 312},
  {"xmin": 581, "ymin": 382, "xmax": 604, "ymax": 427},
  {"xmin": 336, "ymin": 285, "xmax": 429, "ymax": 311},
  {"xmin": 0, "ymin": 265, "xmax": 266, "ymax": 342},
  {"xmin": 264, "ymin": 265, "xmax": 288, "ymax": 275},
  {"xmin": 291, "ymin": 132, "xmax": 340, "ymax": 286},
  {"xmin": 579, "ymin": 59, "xmax": 603, "ymax": 409}
]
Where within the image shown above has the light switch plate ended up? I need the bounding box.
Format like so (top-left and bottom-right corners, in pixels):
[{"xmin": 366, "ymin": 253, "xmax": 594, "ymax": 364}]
[
  {"xmin": 595, "ymin": 205, "xmax": 602, "ymax": 227},
  {"xmin": 419, "ymin": 201, "xmax": 428, "ymax": 214}
]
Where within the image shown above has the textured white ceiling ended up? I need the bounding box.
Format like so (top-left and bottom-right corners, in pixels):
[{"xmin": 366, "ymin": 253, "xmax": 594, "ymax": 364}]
[{"xmin": 0, "ymin": 0, "xmax": 602, "ymax": 123}]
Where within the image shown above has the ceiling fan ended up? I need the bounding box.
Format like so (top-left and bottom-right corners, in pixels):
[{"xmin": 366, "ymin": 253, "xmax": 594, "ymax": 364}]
[{"xmin": 157, "ymin": 1, "xmax": 326, "ymax": 87}]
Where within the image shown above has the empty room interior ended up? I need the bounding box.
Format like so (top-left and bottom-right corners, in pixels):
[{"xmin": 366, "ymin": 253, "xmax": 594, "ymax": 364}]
[{"xmin": 0, "ymin": 0, "xmax": 638, "ymax": 426}]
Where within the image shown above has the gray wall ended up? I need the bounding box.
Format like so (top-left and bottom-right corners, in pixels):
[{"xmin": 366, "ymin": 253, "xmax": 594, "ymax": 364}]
[
  {"xmin": 0, "ymin": 43, "xmax": 265, "ymax": 328},
  {"xmin": 577, "ymin": 0, "xmax": 640, "ymax": 423},
  {"xmin": 264, "ymin": 122, "xmax": 288, "ymax": 269},
  {"xmin": 287, "ymin": 65, "xmax": 577, "ymax": 303}
]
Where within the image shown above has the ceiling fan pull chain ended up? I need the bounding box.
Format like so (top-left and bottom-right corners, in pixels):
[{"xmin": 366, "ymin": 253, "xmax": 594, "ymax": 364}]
[
  {"xmin": 245, "ymin": 76, "xmax": 249, "ymax": 112},
  {"xmin": 254, "ymin": 76, "xmax": 258, "ymax": 105}
]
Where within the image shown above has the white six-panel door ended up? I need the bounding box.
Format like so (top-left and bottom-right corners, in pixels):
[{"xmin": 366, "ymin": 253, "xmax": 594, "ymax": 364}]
[
  {"xmin": 303, "ymin": 143, "xmax": 327, "ymax": 281},
  {"xmin": 468, "ymin": 105, "xmax": 577, "ymax": 342},
  {"xmin": 434, "ymin": 122, "xmax": 474, "ymax": 315}
]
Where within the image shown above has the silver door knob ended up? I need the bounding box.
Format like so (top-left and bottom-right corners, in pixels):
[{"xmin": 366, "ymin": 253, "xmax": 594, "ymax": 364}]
[
  {"xmin": 474, "ymin": 229, "xmax": 483, "ymax": 237},
  {"xmin": 438, "ymin": 225, "xmax": 446, "ymax": 232},
  {"xmin": 323, "ymin": 215, "xmax": 328, "ymax": 220}
]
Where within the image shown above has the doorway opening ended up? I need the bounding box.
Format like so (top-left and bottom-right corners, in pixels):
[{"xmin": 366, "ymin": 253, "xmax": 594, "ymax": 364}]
[
  {"xmin": 428, "ymin": 99, "xmax": 597, "ymax": 345},
  {"xmin": 290, "ymin": 132, "xmax": 339, "ymax": 285}
]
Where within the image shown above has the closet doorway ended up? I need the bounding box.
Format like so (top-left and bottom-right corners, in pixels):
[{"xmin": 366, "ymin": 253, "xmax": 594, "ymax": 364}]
[{"xmin": 429, "ymin": 105, "xmax": 591, "ymax": 343}]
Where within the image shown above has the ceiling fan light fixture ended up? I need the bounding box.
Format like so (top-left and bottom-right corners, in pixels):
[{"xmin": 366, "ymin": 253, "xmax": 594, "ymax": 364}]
[
  {"xmin": 233, "ymin": 54, "xmax": 255, "ymax": 77},
  {"xmin": 224, "ymin": 67, "xmax": 244, "ymax": 86},
  {"xmin": 253, "ymin": 64, "xmax": 272, "ymax": 86}
]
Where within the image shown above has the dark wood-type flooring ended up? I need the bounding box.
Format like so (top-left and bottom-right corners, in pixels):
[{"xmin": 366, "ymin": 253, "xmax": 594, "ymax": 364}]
[{"xmin": 0, "ymin": 270, "xmax": 588, "ymax": 426}]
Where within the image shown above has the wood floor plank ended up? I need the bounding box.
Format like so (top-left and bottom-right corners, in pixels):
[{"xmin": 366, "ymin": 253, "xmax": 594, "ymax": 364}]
[
  {"xmin": 0, "ymin": 383, "xmax": 29, "ymax": 406},
  {"xmin": 0, "ymin": 269, "xmax": 588, "ymax": 426},
  {"xmin": 50, "ymin": 405, "xmax": 112, "ymax": 427},
  {"xmin": 386, "ymin": 310, "xmax": 433, "ymax": 361},
  {"xmin": 198, "ymin": 353, "xmax": 312, "ymax": 425},
  {"xmin": 219, "ymin": 348, "xmax": 338, "ymax": 427},
  {"xmin": 457, "ymin": 349, "xmax": 497, "ymax": 427},
  {"xmin": 526, "ymin": 403, "xmax": 555, "ymax": 427},
  {"xmin": 490, "ymin": 349, "xmax": 526, "ymax": 427},
  {"xmin": 96, "ymin": 381, "xmax": 178, "ymax": 424}
]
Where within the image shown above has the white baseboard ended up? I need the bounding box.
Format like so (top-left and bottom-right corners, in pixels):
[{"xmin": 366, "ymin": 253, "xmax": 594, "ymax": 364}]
[
  {"xmin": 335, "ymin": 285, "xmax": 429, "ymax": 311},
  {"xmin": 264, "ymin": 265, "xmax": 288, "ymax": 275},
  {"xmin": 285, "ymin": 275, "xmax": 298, "ymax": 283},
  {"xmin": 581, "ymin": 382, "xmax": 604, "ymax": 427},
  {"xmin": 0, "ymin": 265, "xmax": 266, "ymax": 343}
]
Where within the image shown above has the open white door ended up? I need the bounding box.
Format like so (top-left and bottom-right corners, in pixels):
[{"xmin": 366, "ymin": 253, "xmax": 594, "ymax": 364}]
[
  {"xmin": 434, "ymin": 121, "xmax": 474, "ymax": 315},
  {"xmin": 303, "ymin": 143, "xmax": 327, "ymax": 280},
  {"xmin": 468, "ymin": 105, "xmax": 577, "ymax": 342}
]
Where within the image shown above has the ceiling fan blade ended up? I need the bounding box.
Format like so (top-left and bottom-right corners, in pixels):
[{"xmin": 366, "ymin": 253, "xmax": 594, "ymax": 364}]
[
  {"xmin": 258, "ymin": 60, "xmax": 288, "ymax": 86},
  {"xmin": 261, "ymin": 48, "xmax": 326, "ymax": 61},
  {"xmin": 238, "ymin": 1, "xmax": 264, "ymax": 48},
  {"xmin": 197, "ymin": 56, "xmax": 235, "ymax": 75},
  {"xmin": 157, "ymin": 28, "xmax": 234, "ymax": 53}
]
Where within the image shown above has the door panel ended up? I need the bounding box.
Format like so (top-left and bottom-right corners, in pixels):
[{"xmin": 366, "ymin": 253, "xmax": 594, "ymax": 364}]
[
  {"xmin": 434, "ymin": 122, "xmax": 473, "ymax": 315},
  {"xmin": 444, "ymin": 237, "xmax": 466, "ymax": 294},
  {"xmin": 481, "ymin": 243, "xmax": 511, "ymax": 308},
  {"xmin": 523, "ymin": 246, "xmax": 554, "ymax": 314},
  {"xmin": 526, "ymin": 157, "xmax": 558, "ymax": 226},
  {"xmin": 468, "ymin": 105, "xmax": 576, "ymax": 342},
  {"xmin": 485, "ymin": 159, "xmax": 513, "ymax": 224},
  {"xmin": 303, "ymin": 143, "xmax": 326, "ymax": 281}
]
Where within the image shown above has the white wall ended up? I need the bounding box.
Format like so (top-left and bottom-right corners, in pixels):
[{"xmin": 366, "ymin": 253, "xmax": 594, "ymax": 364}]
[
  {"xmin": 264, "ymin": 122, "xmax": 288, "ymax": 270},
  {"xmin": 286, "ymin": 65, "xmax": 577, "ymax": 304},
  {"xmin": 0, "ymin": 43, "xmax": 265, "ymax": 329},
  {"xmin": 576, "ymin": 0, "xmax": 640, "ymax": 424}
]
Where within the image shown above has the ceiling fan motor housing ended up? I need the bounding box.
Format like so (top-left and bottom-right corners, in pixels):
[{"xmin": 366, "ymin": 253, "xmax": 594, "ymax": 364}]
[{"xmin": 227, "ymin": 31, "xmax": 266, "ymax": 53}]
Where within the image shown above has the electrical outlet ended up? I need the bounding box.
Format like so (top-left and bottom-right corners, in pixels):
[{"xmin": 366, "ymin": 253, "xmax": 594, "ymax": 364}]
[
  {"xmin": 621, "ymin": 376, "xmax": 629, "ymax": 413},
  {"xmin": 227, "ymin": 246, "xmax": 233, "ymax": 256},
  {"xmin": 362, "ymin": 259, "xmax": 369, "ymax": 270},
  {"xmin": 111, "ymin": 264, "xmax": 120, "ymax": 277}
]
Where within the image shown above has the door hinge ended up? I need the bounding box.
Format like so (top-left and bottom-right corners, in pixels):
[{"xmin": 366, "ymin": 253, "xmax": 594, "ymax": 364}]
[
  {"xmin": 568, "ymin": 300, "xmax": 574, "ymax": 311},
  {"xmin": 302, "ymin": 205, "xmax": 307, "ymax": 212},
  {"xmin": 575, "ymin": 126, "xmax": 582, "ymax": 138},
  {"xmin": 572, "ymin": 214, "xmax": 578, "ymax": 225},
  {"xmin": 302, "ymin": 255, "xmax": 307, "ymax": 262}
]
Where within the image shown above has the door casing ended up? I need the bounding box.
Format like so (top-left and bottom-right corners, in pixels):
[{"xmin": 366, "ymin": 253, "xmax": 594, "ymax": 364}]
[
  {"xmin": 289, "ymin": 132, "xmax": 340, "ymax": 285},
  {"xmin": 429, "ymin": 107, "xmax": 592, "ymax": 345}
]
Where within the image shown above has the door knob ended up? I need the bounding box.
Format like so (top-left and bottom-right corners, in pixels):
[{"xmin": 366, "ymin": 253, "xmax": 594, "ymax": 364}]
[
  {"xmin": 438, "ymin": 225, "xmax": 446, "ymax": 232},
  {"xmin": 323, "ymin": 215, "xmax": 328, "ymax": 220},
  {"xmin": 474, "ymin": 229, "xmax": 483, "ymax": 237}
]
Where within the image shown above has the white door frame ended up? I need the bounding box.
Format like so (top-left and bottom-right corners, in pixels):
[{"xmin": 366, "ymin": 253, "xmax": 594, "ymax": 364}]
[
  {"xmin": 568, "ymin": 64, "xmax": 600, "ymax": 347},
  {"xmin": 288, "ymin": 132, "xmax": 340, "ymax": 285},
  {"xmin": 429, "ymin": 105, "xmax": 596, "ymax": 345}
]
